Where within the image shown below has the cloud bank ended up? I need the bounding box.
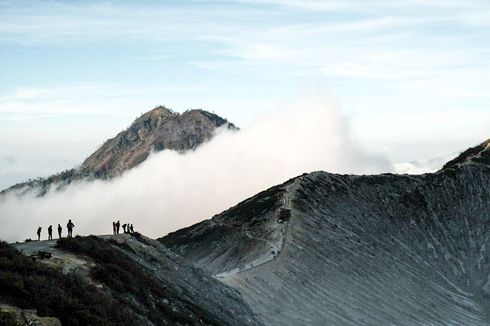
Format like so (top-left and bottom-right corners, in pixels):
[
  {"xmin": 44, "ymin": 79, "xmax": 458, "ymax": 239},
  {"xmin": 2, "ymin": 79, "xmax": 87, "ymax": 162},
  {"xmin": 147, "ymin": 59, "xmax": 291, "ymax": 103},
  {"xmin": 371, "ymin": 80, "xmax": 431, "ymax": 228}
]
[{"xmin": 0, "ymin": 97, "xmax": 392, "ymax": 242}]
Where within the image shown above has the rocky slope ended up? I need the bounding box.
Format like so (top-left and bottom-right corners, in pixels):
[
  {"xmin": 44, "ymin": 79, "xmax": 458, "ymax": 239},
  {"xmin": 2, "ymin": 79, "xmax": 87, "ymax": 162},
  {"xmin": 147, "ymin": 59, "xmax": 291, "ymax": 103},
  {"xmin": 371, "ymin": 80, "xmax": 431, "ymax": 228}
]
[
  {"xmin": 80, "ymin": 106, "xmax": 235, "ymax": 178},
  {"xmin": 443, "ymin": 138, "xmax": 490, "ymax": 169},
  {"xmin": 3, "ymin": 234, "xmax": 260, "ymax": 325},
  {"xmin": 1, "ymin": 106, "xmax": 235, "ymax": 196},
  {"xmin": 161, "ymin": 139, "xmax": 490, "ymax": 325}
]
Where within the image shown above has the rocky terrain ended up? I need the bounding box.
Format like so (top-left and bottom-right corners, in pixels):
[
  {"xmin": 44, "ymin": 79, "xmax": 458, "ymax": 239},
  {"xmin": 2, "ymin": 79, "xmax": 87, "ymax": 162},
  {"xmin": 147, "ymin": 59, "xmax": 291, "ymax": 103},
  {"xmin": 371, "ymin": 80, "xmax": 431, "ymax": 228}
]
[
  {"xmin": 1, "ymin": 234, "xmax": 260, "ymax": 326},
  {"xmin": 1, "ymin": 106, "xmax": 235, "ymax": 196},
  {"xmin": 443, "ymin": 138, "xmax": 490, "ymax": 169},
  {"xmin": 2, "ymin": 121, "xmax": 489, "ymax": 325},
  {"xmin": 80, "ymin": 106, "xmax": 236, "ymax": 178},
  {"xmin": 161, "ymin": 139, "xmax": 490, "ymax": 325}
]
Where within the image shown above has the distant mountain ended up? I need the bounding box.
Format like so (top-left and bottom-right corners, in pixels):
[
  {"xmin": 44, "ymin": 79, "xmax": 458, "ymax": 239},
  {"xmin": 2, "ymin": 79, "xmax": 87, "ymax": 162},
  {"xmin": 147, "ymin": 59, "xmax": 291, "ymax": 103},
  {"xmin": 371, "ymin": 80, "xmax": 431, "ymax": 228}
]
[
  {"xmin": 160, "ymin": 139, "xmax": 490, "ymax": 325},
  {"xmin": 80, "ymin": 106, "xmax": 236, "ymax": 178},
  {"xmin": 1, "ymin": 106, "xmax": 236, "ymax": 196}
]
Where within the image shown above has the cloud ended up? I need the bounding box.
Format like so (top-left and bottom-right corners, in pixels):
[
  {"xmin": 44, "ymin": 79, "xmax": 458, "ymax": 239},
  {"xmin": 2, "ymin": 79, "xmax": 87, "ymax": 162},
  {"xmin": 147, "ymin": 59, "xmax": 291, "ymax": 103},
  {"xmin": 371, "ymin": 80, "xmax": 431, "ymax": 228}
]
[
  {"xmin": 393, "ymin": 153, "xmax": 455, "ymax": 174},
  {"xmin": 0, "ymin": 96, "xmax": 391, "ymax": 242},
  {"xmin": 0, "ymin": 154, "xmax": 16, "ymax": 165},
  {"xmin": 0, "ymin": 84, "xmax": 217, "ymax": 120}
]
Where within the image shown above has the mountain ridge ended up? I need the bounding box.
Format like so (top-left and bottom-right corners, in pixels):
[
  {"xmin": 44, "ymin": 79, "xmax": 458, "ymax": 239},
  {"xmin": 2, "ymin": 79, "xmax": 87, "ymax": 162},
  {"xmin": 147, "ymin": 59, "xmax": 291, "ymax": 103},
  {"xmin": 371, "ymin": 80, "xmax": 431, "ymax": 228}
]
[
  {"xmin": 1, "ymin": 106, "xmax": 236, "ymax": 196},
  {"xmin": 2, "ymin": 233, "xmax": 261, "ymax": 325},
  {"xmin": 442, "ymin": 139, "xmax": 490, "ymax": 170},
  {"xmin": 160, "ymin": 139, "xmax": 490, "ymax": 325}
]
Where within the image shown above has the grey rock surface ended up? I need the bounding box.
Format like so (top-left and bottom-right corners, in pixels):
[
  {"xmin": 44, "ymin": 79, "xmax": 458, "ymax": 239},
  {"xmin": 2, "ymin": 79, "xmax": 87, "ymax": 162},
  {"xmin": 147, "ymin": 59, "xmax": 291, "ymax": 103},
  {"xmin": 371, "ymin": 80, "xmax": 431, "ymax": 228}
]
[{"xmin": 161, "ymin": 143, "xmax": 490, "ymax": 325}]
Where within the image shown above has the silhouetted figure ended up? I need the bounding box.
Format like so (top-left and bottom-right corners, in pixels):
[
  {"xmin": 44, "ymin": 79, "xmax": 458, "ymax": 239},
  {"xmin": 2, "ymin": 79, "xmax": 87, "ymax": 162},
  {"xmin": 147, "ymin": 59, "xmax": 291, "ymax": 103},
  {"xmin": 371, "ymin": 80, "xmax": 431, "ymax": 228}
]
[
  {"xmin": 57, "ymin": 224, "xmax": 62, "ymax": 239},
  {"xmin": 48, "ymin": 225, "xmax": 53, "ymax": 240},
  {"xmin": 116, "ymin": 220, "xmax": 120, "ymax": 234},
  {"xmin": 113, "ymin": 221, "xmax": 116, "ymax": 235},
  {"xmin": 129, "ymin": 224, "xmax": 134, "ymax": 234},
  {"xmin": 67, "ymin": 219, "xmax": 75, "ymax": 238},
  {"xmin": 37, "ymin": 227, "xmax": 42, "ymax": 241},
  {"xmin": 122, "ymin": 223, "xmax": 127, "ymax": 234}
]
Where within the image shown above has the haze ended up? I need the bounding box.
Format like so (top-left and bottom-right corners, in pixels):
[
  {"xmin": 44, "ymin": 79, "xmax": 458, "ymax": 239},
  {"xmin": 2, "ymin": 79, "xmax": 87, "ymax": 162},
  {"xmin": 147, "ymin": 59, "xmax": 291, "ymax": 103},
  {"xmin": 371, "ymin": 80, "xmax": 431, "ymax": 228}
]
[{"xmin": 1, "ymin": 98, "xmax": 393, "ymax": 242}]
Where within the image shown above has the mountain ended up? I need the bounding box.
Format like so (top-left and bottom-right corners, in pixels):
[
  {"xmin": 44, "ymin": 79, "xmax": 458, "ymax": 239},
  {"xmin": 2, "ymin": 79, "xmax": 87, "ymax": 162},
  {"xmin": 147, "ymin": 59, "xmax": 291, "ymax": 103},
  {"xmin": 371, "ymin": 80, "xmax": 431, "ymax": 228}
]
[
  {"xmin": 442, "ymin": 138, "xmax": 490, "ymax": 169},
  {"xmin": 80, "ymin": 106, "xmax": 236, "ymax": 178},
  {"xmin": 160, "ymin": 139, "xmax": 490, "ymax": 325},
  {"xmin": 1, "ymin": 106, "xmax": 235, "ymax": 196},
  {"xmin": 1, "ymin": 234, "xmax": 260, "ymax": 325}
]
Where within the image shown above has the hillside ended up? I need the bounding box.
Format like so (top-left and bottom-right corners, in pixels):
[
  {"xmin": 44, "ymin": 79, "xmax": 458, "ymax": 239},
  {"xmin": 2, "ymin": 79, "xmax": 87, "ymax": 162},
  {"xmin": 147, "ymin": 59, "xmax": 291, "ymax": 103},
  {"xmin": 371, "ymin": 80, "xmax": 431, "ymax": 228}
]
[
  {"xmin": 80, "ymin": 106, "xmax": 236, "ymax": 178},
  {"xmin": 160, "ymin": 139, "xmax": 490, "ymax": 325},
  {"xmin": 442, "ymin": 138, "xmax": 490, "ymax": 169},
  {"xmin": 1, "ymin": 106, "xmax": 235, "ymax": 196},
  {"xmin": 1, "ymin": 234, "xmax": 260, "ymax": 325}
]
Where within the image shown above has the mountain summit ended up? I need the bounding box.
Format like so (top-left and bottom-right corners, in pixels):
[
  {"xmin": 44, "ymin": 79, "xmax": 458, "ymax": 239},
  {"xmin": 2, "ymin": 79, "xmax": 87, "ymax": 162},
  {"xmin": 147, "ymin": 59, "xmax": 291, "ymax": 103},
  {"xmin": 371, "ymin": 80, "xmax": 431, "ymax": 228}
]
[
  {"xmin": 80, "ymin": 106, "xmax": 236, "ymax": 178},
  {"xmin": 2, "ymin": 106, "xmax": 235, "ymax": 195}
]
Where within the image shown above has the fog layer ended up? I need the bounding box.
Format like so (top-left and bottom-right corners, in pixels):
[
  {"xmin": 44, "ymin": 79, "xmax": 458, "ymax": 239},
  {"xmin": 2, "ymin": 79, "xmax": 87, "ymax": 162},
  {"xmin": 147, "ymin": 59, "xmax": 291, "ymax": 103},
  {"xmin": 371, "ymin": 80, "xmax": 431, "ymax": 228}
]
[{"xmin": 0, "ymin": 98, "xmax": 392, "ymax": 242}]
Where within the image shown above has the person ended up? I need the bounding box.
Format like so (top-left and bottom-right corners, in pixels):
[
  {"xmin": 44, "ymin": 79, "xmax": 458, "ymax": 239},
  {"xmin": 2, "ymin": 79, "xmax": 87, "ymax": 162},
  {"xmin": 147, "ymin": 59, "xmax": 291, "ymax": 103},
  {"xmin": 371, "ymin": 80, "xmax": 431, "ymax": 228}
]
[
  {"xmin": 37, "ymin": 227, "xmax": 42, "ymax": 241},
  {"xmin": 129, "ymin": 224, "xmax": 134, "ymax": 234},
  {"xmin": 48, "ymin": 225, "xmax": 53, "ymax": 240},
  {"xmin": 113, "ymin": 221, "xmax": 116, "ymax": 235},
  {"xmin": 122, "ymin": 223, "xmax": 127, "ymax": 234},
  {"xmin": 116, "ymin": 220, "xmax": 120, "ymax": 234},
  {"xmin": 57, "ymin": 224, "xmax": 62, "ymax": 239},
  {"xmin": 67, "ymin": 219, "xmax": 75, "ymax": 238}
]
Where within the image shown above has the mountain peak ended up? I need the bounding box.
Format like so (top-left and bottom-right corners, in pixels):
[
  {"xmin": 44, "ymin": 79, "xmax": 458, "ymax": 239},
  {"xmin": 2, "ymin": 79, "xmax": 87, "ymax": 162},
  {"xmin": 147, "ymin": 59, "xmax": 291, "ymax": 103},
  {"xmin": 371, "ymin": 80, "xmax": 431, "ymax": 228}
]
[
  {"xmin": 442, "ymin": 139, "xmax": 490, "ymax": 170},
  {"xmin": 1, "ymin": 105, "xmax": 236, "ymax": 195},
  {"xmin": 80, "ymin": 106, "xmax": 234, "ymax": 178},
  {"xmin": 138, "ymin": 105, "xmax": 177, "ymax": 120}
]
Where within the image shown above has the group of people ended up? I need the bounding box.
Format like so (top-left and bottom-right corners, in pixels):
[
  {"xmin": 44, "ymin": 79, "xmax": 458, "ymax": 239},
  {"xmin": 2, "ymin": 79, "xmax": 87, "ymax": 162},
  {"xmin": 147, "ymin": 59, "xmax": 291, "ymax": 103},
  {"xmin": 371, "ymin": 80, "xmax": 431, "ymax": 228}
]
[
  {"xmin": 35, "ymin": 219, "xmax": 136, "ymax": 241},
  {"xmin": 112, "ymin": 220, "xmax": 135, "ymax": 234},
  {"xmin": 37, "ymin": 219, "xmax": 75, "ymax": 241}
]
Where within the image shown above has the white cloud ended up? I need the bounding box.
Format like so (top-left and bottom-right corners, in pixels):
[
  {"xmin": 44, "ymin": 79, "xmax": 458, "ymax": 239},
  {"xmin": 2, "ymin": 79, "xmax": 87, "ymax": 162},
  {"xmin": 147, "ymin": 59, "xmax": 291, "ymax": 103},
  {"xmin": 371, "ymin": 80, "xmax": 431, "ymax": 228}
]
[
  {"xmin": 0, "ymin": 96, "xmax": 392, "ymax": 242},
  {"xmin": 0, "ymin": 84, "xmax": 217, "ymax": 120}
]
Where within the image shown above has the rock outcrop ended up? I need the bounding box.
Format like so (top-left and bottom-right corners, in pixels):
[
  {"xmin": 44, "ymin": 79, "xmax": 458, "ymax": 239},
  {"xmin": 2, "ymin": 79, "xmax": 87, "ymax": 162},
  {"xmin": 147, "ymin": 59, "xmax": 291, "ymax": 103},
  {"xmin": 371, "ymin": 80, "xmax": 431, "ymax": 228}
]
[{"xmin": 0, "ymin": 304, "xmax": 61, "ymax": 326}]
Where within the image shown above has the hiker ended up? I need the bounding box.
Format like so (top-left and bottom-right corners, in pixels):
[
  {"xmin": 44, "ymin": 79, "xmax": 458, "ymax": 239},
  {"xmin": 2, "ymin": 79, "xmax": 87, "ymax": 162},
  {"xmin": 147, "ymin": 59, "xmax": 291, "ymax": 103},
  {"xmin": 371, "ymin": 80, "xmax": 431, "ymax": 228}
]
[
  {"xmin": 113, "ymin": 221, "xmax": 116, "ymax": 235},
  {"xmin": 48, "ymin": 225, "xmax": 53, "ymax": 240},
  {"xmin": 122, "ymin": 223, "xmax": 127, "ymax": 234},
  {"xmin": 37, "ymin": 227, "xmax": 42, "ymax": 241},
  {"xmin": 129, "ymin": 224, "xmax": 134, "ymax": 234},
  {"xmin": 67, "ymin": 219, "xmax": 75, "ymax": 238},
  {"xmin": 57, "ymin": 224, "xmax": 62, "ymax": 239},
  {"xmin": 116, "ymin": 220, "xmax": 120, "ymax": 234}
]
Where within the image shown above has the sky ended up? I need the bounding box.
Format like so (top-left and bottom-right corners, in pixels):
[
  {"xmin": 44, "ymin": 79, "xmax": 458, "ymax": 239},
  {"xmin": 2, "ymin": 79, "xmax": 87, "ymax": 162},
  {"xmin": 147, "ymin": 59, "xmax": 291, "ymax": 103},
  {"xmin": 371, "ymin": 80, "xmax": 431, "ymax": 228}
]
[{"xmin": 1, "ymin": 0, "xmax": 490, "ymax": 190}]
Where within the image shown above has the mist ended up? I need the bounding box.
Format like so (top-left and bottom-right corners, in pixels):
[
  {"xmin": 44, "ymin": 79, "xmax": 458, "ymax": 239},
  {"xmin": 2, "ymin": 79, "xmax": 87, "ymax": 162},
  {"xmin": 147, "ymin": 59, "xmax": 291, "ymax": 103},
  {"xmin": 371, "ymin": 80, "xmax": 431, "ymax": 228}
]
[{"xmin": 0, "ymin": 97, "xmax": 393, "ymax": 242}]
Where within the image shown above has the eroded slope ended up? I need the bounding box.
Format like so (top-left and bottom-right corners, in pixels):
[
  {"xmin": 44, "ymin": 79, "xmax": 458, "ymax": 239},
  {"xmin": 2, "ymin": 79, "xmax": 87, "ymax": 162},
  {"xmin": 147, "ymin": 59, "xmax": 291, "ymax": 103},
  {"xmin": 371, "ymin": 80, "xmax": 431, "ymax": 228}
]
[{"xmin": 161, "ymin": 149, "xmax": 490, "ymax": 325}]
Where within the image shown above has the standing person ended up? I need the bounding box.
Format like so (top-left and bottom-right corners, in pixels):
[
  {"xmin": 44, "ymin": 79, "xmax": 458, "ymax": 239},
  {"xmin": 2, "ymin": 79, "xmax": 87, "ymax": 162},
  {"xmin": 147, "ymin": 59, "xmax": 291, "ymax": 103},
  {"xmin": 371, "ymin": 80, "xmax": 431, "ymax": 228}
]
[
  {"xmin": 37, "ymin": 227, "xmax": 42, "ymax": 241},
  {"xmin": 112, "ymin": 221, "xmax": 116, "ymax": 235},
  {"xmin": 57, "ymin": 224, "xmax": 62, "ymax": 239},
  {"xmin": 47, "ymin": 225, "xmax": 53, "ymax": 240},
  {"xmin": 122, "ymin": 223, "xmax": 127, "ymax": 234},
  {"xmin": 67, "ymin": 219, "xmax": 75, "ymax": 238},
  {"xmin": 129, "ymin": 224, "xmax": 134, "ymax": 234},
  {"xmin": 116, "ymin": 220, "xmax": 120, "ymax": 234}
]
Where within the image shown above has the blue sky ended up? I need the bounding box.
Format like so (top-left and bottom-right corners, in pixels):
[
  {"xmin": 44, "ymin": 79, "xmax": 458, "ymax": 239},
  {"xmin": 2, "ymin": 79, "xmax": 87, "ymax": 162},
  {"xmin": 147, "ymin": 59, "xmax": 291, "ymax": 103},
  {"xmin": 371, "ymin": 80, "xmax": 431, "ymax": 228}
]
[{"xmin": 1, "ymin": 0, "xmax": 489, "ymax": 189}]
